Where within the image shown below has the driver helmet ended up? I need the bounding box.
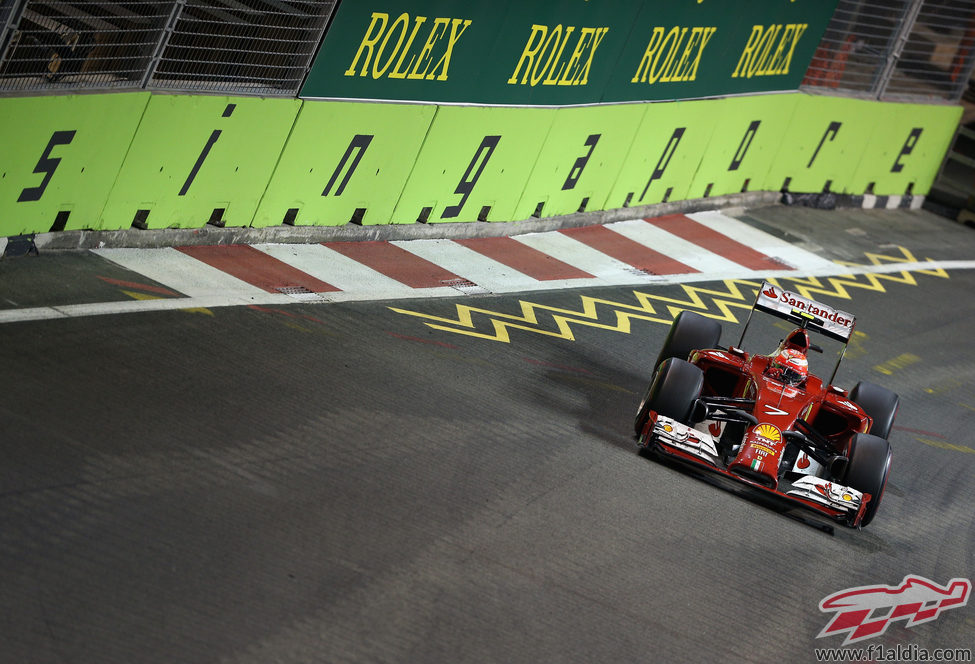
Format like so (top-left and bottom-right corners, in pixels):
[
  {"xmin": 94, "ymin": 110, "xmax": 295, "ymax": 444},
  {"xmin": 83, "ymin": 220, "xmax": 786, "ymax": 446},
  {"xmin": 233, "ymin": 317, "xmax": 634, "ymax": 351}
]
[
  {"xmin": 768, "ymin": 328, "xmax": 810, "ymax": 385},
  {"xmin": 772, "ymin": 347, "xmax": 808, "ymax": 386}
]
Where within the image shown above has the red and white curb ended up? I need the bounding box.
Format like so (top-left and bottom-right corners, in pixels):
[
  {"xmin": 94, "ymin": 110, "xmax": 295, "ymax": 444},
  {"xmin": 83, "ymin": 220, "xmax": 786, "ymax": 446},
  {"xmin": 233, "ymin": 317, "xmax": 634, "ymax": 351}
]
[{"xmin": 1, "ymin": 210, "xmax": 968, "ymax": 323}]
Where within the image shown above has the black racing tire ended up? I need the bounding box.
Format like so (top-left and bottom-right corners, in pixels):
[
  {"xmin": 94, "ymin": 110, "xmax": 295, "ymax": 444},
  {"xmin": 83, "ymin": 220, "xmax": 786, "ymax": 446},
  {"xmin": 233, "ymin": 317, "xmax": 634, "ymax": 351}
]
[
  {"xmin": 634, "ymin": 358, "xmax": 704, "ymax": 435},
  {"xmin": 653, "ymin": 311, "xmax": 722, "ymax": 371},
  {"xmin": 843, "ymin": 433, "xmax": 891, "ymax": 527},
  {"xmin": 850, "ymin": 381, "xmax": 900, "ymax": 440}
]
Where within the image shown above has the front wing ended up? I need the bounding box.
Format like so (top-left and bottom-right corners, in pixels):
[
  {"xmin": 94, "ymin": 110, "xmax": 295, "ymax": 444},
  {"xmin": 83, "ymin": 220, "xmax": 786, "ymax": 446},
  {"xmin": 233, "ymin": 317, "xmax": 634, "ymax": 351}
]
[{"xmin": 639, "ymin": 414, "xmax": 872, "ymax": 528}]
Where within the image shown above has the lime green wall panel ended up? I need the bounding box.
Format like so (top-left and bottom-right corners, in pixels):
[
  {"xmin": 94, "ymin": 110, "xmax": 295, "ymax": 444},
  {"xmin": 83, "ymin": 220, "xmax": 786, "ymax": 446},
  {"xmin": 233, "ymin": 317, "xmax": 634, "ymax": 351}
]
[
  {"xmin": 99, "ymin": 95, "xmax": 300, "ymax": 230},
  {"xmin": 849, "ymin": 101, "xmax": 961, "ymax": 196},
  {"xmin": 604, "ymin": 100, "xmax": 715, "ymax": 209},
  {"xmin": 3, "ymin": 90, "xmax": 961, "ymax": 239},
  {"xmin": 512, "ymin": 104, "xmax": 645, "ymax": 219},
  {"xmin": 253, "ymin": 101, "xmax": 435, "ymax": 227},
  {"xmin": 0, "ymin": 93, "xmax": 149, "ymax": 236},
  {"xmin": 391, "ymin": 105, "xmax": 555, "ymax": 223},
  {"xmin": 763, "ymin": 95, "xmax": 876, "ymax": 194},
  {"xmin": 689, "ymin": 94, "xmax": 799, "ymax": 198}
]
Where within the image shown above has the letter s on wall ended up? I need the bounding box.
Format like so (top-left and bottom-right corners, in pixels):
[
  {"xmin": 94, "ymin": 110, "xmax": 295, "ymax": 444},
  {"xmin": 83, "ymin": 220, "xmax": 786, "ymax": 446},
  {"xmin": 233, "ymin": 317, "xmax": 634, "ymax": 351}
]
[{"xmin": 18, "ymin": 130, "xmax": 77, "ymax": 203}]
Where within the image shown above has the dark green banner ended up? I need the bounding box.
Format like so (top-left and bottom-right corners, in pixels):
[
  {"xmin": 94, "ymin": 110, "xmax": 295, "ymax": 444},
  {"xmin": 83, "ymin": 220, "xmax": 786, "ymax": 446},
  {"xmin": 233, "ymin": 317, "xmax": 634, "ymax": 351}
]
[{"xmin": 301, "ymin": 0, "xmax": 838, "ymax": 105}]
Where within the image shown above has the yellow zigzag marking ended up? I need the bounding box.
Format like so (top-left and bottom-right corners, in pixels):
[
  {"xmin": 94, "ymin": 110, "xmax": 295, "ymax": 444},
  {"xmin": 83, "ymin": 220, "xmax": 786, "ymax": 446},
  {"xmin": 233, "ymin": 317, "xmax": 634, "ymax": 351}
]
[
  {"xmin": 789, "ymin": 247, "xmax": 948, "ymax": 300},
  {"xmin": 390, "ymin": 280, "xmax": 761, "ymax": 343},
  {"xmin": 389, "ymin": 246, "xmax": 947, "ymax": 343},
  {"xmin": 782, "ymin": 248, "xmax": 948, "ymax": 300}
]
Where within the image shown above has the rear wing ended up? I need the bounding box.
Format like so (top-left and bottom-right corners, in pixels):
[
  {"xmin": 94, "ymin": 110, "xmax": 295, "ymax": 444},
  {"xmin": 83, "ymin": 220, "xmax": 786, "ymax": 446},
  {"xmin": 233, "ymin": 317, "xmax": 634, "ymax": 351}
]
[
  {"xmin": 737, "ymin": 282, "xmax": 856, "ymax": 386},
  {"xmin": 752, "ymin": 282, "xmax": 855, "ymax": 343}
]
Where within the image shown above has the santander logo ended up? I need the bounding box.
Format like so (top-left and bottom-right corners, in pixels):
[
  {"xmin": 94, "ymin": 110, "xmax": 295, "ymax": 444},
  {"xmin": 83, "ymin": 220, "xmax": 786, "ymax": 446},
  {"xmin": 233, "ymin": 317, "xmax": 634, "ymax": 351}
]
[
  {"xmin": 817, "ymin": 575, "xmax": 971, "ymax": 645},
  {"xmin": 763, "ymin": 284, "xmax": 778, "ymax": 299}
]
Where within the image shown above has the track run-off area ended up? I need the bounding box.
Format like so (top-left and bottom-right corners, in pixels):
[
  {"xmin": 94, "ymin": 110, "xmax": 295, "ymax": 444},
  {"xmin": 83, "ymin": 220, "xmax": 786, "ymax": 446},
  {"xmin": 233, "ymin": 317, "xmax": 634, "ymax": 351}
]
[{"xmin": 1, "ymin": 205, "xmax": 973, "ymax": 663}]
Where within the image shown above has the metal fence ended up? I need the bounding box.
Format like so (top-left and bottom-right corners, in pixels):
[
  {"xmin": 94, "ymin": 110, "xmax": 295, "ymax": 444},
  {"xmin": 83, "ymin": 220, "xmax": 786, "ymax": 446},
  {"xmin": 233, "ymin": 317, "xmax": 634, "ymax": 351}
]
[
  {"xmin": 802, "ymin": 0, "xmax": 975, "ymax": 102},
  {"xmin": 2, "ymin": 0, "xmax": 975, "ymax": 101},
  {"xmin": 0, "ymin": 0, "xmax": 336, "ymax": 96}
]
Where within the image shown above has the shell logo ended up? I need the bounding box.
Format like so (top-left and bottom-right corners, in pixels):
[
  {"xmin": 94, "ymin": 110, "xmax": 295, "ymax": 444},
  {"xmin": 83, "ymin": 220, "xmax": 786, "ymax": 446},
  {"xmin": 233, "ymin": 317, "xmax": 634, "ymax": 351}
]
[{"xmin": 755, "ymin": 423, "xmax": 782, "ymax": 442}]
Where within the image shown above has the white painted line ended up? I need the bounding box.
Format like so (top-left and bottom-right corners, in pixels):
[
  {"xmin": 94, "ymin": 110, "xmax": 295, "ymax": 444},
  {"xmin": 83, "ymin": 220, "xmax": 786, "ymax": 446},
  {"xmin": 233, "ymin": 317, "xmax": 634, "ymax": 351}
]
[
  {"xmin": 686, "ymin": 211, "xmax": 839, "ymax": 272},
  {"xmin": 910, "ymin": 196, "xmax": 925, "ymax": 210},
  {"xmin": 0, "ymin": 307, "xmax": 68, "ymax": 323},
  {"xmin": 391, "ymin": 239, "xmax": 540, "ymax": 293},
  {"xmin": 0, "ymin": 294, "xmax": 281, "ymax": 324},
  {"xmin": 92, "ymin": 247, "xmax": 267, "ymax": 298},
  {"xmin": 863, "ymin": 194, "xmax": 877, "ymax": 208},
  {"xmin": 886, "ymin": 195, "xmax": 902, "ymax": 209},
  {"xmin": 254, "ymin": 243, "xmax": 415, "ymax": 297}
]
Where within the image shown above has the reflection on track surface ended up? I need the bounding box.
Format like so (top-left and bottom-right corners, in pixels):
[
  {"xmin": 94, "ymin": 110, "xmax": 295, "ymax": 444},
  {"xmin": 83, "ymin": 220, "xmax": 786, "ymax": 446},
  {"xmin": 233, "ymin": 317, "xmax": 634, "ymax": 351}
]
[{"xmin": 0, "ymin": 206, "xmax": 973, "ymax": 663}]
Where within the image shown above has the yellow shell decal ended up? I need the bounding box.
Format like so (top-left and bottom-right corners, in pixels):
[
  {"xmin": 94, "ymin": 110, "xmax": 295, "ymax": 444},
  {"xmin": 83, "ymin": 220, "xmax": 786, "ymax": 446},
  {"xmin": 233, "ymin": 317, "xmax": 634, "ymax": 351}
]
[{"xmin": 755, "ymin": 423, "xmax": 782, "ymax": 442}]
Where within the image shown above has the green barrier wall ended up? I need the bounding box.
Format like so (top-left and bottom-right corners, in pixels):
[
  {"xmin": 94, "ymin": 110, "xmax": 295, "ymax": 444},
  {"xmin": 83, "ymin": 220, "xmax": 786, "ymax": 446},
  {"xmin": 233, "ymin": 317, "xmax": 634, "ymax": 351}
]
[
  {"xmin": 765, "ymin": 96, "xmax": 962, "ymax": 195},
  {"xmin": 0, "ymin": 91, "xmax": 962, "ymax": 238},
  {"xmin": 391, "ymin": 105, "xmax": 556, "ymax": 223},
  {"xmin": 764, "ymin": 95, "xmax": 878, "ymax": 194},
  {"xmin": 0, "ymin": 92, "xmax": 149, "ymax": 236},
  {"xmin": 99, "ymin": 95, "xmax": 300, "ymax": 230},
  {"xmin": 850, "ymin": 101, "xmax": 961, "ymax": 196},
  {"xmin": 512, "ymin": 103, "xmax": 647, "ymax": 219},
  {"xmin": 253, "ymin": 101, "xmax": 435, "ymax": 227},
  {"xmin": 605, "ymin": 99, "xmax": 717, "ymax": 209},
  {"xmin": 688, "ymin": 94, "xmax": 799, "ymax": 199}
]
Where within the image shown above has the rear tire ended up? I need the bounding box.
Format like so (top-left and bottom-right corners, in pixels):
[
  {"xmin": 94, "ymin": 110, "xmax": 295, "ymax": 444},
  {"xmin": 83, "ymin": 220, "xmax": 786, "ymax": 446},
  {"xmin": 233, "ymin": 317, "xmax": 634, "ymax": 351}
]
[
  {"xmin": 843, "ymin": 433, "xmax": 891, "ymax": 527},
  {"xmin": 634, "ymin": 358, "xmax": 704, "ymax": 435},
  {"xmin": 653, "ymin": 311, "xmax": 722, "ymax": 372},
  {"xmin": 850, "ymin": 381, "xmax": 900, "ymax": 440}
]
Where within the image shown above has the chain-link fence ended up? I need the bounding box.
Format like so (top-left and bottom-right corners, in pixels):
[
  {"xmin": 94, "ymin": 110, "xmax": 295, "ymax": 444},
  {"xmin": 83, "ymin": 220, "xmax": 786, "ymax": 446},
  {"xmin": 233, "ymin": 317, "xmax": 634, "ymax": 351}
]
[
  {"xmin": 802, "ymin": 0, "xmax": 975, "ymax": 102},
  {"xmin": 2, "ymin": 0, "xmax": 975, "ymax": 101},
  {"xmin": 883, "ymin": 0, "xmax": 975, "ymax": 100},
  {"xmin": 0, "ymin": 0, "xmax": 336, "ymax": 96}
]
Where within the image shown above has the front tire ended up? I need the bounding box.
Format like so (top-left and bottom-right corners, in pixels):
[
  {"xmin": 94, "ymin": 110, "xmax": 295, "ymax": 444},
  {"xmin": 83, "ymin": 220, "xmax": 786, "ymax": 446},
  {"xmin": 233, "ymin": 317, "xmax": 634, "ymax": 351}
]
[
  {"xmin": 634, "ymin": 358, "xmax": 704, "ymax": 435},
  {"xmin": 850, "ymin": 381, "xmax": 899, "ymax": 440},
  {"xmin": 843, "ymin": 433, "xmax": 891, "ymax": 527},
  {"xmin": 653, "ymin": 311, "xmax": 722, "ymax": 372}
]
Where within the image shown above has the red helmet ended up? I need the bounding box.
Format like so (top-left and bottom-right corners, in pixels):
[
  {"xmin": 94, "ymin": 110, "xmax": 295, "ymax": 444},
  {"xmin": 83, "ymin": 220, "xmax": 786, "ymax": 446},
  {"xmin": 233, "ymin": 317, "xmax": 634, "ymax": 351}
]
[{"xmin": 773, "ymin": 347, "xmax": 808, "ymax": 385}]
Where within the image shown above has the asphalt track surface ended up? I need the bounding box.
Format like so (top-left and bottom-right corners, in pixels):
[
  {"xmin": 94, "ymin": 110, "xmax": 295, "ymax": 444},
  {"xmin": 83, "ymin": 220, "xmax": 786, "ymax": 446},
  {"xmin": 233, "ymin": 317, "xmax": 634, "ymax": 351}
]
[{"xmin": 1, "ymin": 205, "xmax": 973, "ymax": 663}]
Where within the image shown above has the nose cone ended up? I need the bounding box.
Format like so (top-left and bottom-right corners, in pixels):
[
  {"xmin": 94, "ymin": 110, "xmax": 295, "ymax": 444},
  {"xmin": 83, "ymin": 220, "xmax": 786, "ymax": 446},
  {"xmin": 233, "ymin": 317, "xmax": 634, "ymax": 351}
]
[{"xmin": 727, "ymin": 423, "xmax": 786, "ymax": 488}]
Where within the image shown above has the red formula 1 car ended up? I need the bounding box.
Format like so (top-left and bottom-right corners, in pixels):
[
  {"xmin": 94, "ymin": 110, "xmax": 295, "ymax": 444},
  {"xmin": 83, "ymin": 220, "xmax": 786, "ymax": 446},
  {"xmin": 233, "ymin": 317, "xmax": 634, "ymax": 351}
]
[{"xmin": 634, "ymin": 282, "xmax": 899, "ymax": 529}]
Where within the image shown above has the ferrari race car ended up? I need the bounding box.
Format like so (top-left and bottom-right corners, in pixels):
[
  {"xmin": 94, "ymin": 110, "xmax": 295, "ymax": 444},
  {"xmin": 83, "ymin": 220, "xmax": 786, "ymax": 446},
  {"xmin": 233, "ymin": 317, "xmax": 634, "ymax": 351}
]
[{"xmin": 634, "ymin": 282, "xmax": 899, "ymax": 529}]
